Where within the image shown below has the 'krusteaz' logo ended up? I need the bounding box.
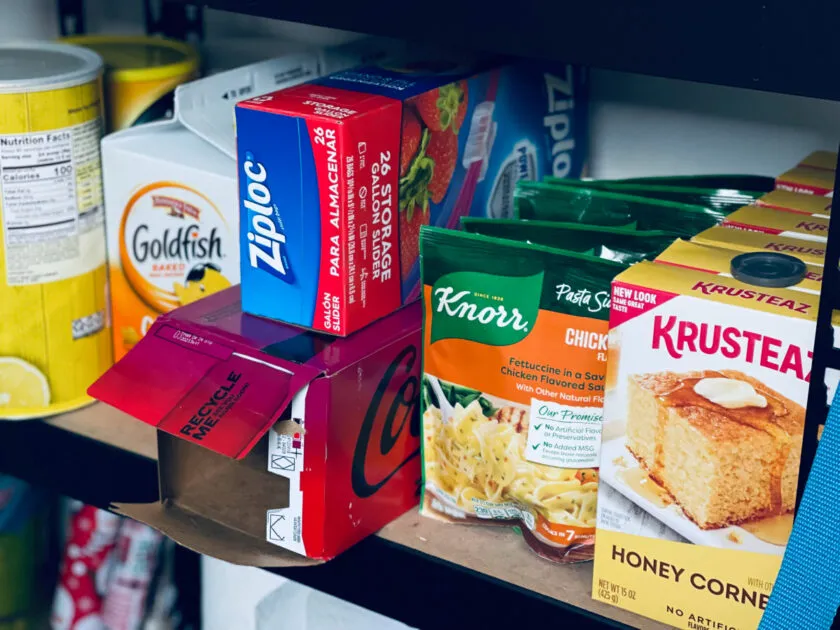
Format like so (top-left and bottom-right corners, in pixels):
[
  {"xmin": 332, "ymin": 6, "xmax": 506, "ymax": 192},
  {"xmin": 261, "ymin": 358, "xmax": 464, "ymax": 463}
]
[
  {"xmin": 243, "ymin": 152, "xmax": 294, "ymax": 282},
  {"xmin": 431, "ymin": 270, "xmax": 543, "ymax": 346}
]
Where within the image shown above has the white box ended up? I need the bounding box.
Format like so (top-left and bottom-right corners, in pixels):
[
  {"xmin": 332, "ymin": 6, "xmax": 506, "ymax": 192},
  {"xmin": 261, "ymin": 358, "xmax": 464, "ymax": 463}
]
[{"xmin": 102, "ymin": 54, "xmax": 321, "ymax": 361}]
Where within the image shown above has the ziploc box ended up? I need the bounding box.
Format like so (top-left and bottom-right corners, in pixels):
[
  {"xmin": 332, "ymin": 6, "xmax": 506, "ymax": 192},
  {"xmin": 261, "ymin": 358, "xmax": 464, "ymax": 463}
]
[
  {"xmin": 89, "ymin": 286, "xmax": 421, "ymax": 562},
  {"xmin": 102, "ymin": 41, "xmax": 404, "ymax": 360},
  {"xmin": 235, "ymin": 58, "xmax": 587, "ymax": 335}
]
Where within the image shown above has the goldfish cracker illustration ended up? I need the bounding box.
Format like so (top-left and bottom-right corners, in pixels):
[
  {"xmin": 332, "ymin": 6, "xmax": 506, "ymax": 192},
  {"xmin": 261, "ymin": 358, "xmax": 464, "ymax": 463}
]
[
  {"xmin": 173, "ymin": 263, "xmax": 231, "ymax": 305},
  {"xmin": 120, "ymin": 327, "xmax": 141, "ymax": 352},
  {"xmin": 106, "ymin": 180, "xmax": 237, "ymax": 360}
]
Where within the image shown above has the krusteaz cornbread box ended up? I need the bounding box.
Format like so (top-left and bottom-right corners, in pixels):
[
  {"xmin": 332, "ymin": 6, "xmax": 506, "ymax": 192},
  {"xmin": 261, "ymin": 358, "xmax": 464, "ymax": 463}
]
[
  {"xmin": 754, "ymin": 190, "xmax": 831, "ymax": 218},
  {"xmin": 692, "ymin": 226, "xmax": 826, "ymax": 267},
  {"xmin": 234, "ymin": 56, "xmax": 587, "ymax": 335},
  {"xmin": 776, "ymin": 150, "xmax": 836, "ymax": 195},
  {"xmin": 593, "ymin": 258, "xmax": 818, "ymax": 630},
  {"xmin": 655, "ymin": 239, "xmax": 823, "ymax": 295},
  {"xmin": 722, "ymin": 205, "xmax": 828, "ymax": 242}
]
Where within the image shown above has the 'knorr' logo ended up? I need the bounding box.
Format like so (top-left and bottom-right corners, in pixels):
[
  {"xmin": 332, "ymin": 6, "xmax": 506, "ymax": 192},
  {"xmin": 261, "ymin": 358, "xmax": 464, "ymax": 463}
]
[{"xmin": 431, "ymin": 270, "xmax": 543, "ymax": 345}]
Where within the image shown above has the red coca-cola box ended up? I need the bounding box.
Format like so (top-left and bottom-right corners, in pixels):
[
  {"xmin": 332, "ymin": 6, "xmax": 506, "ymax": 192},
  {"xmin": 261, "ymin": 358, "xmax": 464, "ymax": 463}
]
[{"xmin": 89, "ymin": 286, "xmax": 421, "ymax": 564}]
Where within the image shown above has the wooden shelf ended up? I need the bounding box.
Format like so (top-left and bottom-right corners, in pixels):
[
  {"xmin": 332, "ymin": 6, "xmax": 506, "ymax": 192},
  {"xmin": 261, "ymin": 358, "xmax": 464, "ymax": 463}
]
[
  {"xmin": 379, "ymin": 512, "xmax": 670, "ymax": 629},
  {"xmin": 0, "ymin": 403, "xmax": 665, "ymax": 628}
]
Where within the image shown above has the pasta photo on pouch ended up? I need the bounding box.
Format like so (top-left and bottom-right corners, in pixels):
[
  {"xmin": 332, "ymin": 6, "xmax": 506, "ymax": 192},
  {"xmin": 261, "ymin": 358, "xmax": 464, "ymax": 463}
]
[{"xmin": 419, "ymin": 227, "xmax": 623, "ymax": 562}]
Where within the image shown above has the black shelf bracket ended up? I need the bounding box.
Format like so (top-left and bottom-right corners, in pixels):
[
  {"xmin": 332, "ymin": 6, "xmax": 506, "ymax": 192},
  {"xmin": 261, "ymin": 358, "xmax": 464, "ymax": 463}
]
[{"xmin": 800, "ymin": 146, "xmax": 840, "ymax": 508}]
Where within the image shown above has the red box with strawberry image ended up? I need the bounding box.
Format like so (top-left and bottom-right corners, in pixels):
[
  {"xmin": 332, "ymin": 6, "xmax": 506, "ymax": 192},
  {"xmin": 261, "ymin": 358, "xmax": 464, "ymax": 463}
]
[{"xmin": 236, "ymin": 55, "xmax": 587, "ymax": 335}]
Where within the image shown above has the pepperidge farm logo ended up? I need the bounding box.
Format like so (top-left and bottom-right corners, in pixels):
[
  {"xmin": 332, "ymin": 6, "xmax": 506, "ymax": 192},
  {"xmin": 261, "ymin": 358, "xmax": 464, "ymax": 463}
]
[
  {"xmin": 242, "ymin": 152, "xmax": 294, "ymax": 282},
  {"xmin": 430, "ymin": 270, "xmax": 543, "ymax": 345},
  {"xmin": 543, "ymin": 66, "xmax": 576, "ymax": 178}
]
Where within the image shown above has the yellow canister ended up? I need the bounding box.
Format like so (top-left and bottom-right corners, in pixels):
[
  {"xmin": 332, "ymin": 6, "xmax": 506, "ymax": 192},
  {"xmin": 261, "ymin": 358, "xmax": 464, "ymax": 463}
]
[
  {"xmin": 62, "ymin": 35, "xmax": 199, "ymax": 132},
  {"xmin": 0, "ymin": 42, "xmax": 111, "ymax": 419}
]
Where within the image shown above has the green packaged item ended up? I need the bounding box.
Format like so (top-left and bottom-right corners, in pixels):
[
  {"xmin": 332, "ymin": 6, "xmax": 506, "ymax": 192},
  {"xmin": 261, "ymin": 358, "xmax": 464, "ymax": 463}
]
[
  {"xmin": 420, "ymin": 226, "xmax": 623, "ymax": 563},
  {"xmin": 514, "ymin": 182, "xmax": 724, "ymax": 237},
  {"xmin": 544, "ymin": 178, "xmax": 761, "ymax": 213},
  {"xmin": 461, "ymin": 217, "xmax": 676, "ymax": 264},
  {"xmin": 618, "ymin": 174, "xmax": 775, "ymax": 192}
]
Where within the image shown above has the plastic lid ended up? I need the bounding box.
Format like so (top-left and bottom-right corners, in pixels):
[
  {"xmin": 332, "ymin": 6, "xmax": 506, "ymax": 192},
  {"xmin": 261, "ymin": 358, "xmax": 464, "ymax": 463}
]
[
  {"xmin": 61, "ymin": 35, "xmax": 198, "ymax": 83},
  {"xmin": 730, "ymin": 251, "xmax": 808, "ymax": 288},
  {"xmin": 0, "ymin": 42, "xmax": 102, "ymax": 92}
]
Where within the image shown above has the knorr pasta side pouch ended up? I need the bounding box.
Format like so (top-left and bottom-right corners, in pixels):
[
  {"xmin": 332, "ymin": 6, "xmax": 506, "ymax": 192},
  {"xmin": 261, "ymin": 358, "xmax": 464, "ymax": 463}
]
[
  {"xmin": 543, "ymin": 178, "xmax": 762, "ymax": 214},
  {"xmin": 460, "ymin": 217, "xmax": 676, "ymax": 264},
  {"xmin": 514, "ymin": 183, "xmax": 724, "ymax": 236},
  {"xmin": 419, "ymin": 226, "xmax": 624, "ymax": 563}
]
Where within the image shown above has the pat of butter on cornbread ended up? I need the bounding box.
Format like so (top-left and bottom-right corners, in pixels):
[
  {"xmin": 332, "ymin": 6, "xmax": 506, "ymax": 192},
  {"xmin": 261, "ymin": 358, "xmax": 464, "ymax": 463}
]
[{"xmin": 626, "ymin": 369, "xmax": 803, "ymax": 530}]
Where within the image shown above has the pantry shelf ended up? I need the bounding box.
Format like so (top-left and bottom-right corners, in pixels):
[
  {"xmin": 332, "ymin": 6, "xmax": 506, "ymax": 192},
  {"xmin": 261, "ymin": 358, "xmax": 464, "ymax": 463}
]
[
  {"xmin": 0, "ymin": 405, "xmax": 158, "ymax": 510},
  {"xmin": 202, "ymin": 0, "xmax": 839, "ymax": 101},
  {"xmin": 0, "ymin": 404, "xmax": 666, "ymax": 630}
]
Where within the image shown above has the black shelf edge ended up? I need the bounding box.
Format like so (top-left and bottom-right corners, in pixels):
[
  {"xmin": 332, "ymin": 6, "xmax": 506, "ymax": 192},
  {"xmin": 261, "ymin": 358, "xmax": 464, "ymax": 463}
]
[
  {"xmin": 200, "ymin": 0, "xmax": 840, "ymax": 101},
  {"xmin": 0, "ymin": 419, "xmax": 159, "ymax": 510},
  {"xmin": 270, "ymin": 535, "xmax": 633, "ymax": 630}
]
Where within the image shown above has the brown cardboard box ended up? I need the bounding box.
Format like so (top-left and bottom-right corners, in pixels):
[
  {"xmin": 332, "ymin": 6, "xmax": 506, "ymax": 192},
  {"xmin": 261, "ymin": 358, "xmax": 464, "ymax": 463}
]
[{"xmin": 91, "ymin": 287, "xmax": 422, "ymax": 565}]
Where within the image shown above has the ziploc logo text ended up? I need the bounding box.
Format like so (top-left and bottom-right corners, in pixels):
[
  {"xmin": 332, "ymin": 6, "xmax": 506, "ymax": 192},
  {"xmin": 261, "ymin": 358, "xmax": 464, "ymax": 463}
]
[
  {"xmin": 544, "ymin": 66, "xmax": 576, "ymax": 178},
  {"xmin": 243, "ymin": 151, "xmax": 295, "ymax": 283}
]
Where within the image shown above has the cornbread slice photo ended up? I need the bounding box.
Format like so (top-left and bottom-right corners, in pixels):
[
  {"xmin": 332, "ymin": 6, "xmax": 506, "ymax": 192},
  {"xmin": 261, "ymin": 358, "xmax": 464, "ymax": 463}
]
[{"xmin": 625, "ymin": 369, "xmax": 804, "ymax": 530}]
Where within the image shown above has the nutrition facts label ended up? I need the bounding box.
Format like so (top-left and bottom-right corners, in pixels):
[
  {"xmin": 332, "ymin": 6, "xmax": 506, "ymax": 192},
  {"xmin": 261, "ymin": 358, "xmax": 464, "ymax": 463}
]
[
  {"xmin": 1, "ymin": 119, "xmax": 105, "ymax": 286},
  {"xmin": 526, "ymin": 398, "xmax": 603, "ymax": 468}
]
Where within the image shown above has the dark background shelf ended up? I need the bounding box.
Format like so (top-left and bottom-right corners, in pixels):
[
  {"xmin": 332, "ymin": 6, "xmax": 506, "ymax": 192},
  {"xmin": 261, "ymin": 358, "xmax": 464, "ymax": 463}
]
[{"xmin": 201, "ymin": 0, "xmax": 840, "ymax": 101}]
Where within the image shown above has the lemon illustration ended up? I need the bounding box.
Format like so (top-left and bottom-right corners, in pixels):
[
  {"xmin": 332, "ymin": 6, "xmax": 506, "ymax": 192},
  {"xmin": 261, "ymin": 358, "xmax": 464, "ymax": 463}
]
[{"xmin": 0, "ymin": 357, "xmax": 51, "ymax": 410}]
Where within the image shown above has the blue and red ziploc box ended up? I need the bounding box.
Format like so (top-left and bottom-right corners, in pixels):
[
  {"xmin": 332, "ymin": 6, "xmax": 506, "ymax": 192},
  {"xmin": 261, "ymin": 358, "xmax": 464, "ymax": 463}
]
[{"xmin": 236, "ymin": 57, "xmax": 588, "ymax": 335}]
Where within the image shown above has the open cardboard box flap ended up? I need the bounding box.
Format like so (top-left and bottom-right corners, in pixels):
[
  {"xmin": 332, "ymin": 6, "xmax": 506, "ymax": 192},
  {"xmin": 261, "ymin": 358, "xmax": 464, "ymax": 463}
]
[
  {"xmin": 89, "ymin": 289, "xmax": 324, "ymax": 460},
  {"xmin": 113, "ymin": 501, "xmax": 317, "ymax": 567},
  {"xmin": 175, "ymin": 53, "xmax": 320, "ymax": 159},
  {"xmin": 113, "ymin": 433, "xmax": 319, "ymax": 567}
]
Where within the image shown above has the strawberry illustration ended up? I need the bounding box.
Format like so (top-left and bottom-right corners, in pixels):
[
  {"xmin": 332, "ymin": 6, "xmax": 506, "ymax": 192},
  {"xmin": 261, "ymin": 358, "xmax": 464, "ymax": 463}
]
[
  {"xmin": 399, "ymin": 204, "xmax": 428, "ymax": 281},
  {"xmin": 413, "ymin": 81, "xmax": 469, "ymax": 134},
  {"xmin": 400, "ymin": 107, "xmax": 422, "ymax": 177},
  {"xmin": 425, "ymin": 129, "xmax": 458, "ymax": 204}
]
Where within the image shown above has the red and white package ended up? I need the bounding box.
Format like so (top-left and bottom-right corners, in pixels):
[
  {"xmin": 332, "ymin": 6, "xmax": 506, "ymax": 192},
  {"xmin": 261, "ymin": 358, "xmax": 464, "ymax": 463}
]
[
  {"xmin": 102, "ymin": 519, "xmax": 164, "ymax": 630},
  {"xmin": 51, "ymin": 504, "xmax": 122, "ymax": 630}
]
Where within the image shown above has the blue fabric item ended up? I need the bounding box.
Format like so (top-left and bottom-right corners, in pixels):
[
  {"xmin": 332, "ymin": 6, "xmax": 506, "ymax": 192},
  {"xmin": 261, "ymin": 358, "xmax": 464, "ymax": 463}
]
[{"xmin": 758, "ymin": 393, "xmax": 840, "ymax": 630}]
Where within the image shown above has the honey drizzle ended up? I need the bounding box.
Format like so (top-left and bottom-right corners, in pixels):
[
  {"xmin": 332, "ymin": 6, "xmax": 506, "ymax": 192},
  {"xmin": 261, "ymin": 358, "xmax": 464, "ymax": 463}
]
[
  {"xmin": 656, "ymin": 371, "xmax": 792, "ymax": 516},
  {"xmin": 618, "ymin": 467, "xmax": 672, "ymax": 508}
]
